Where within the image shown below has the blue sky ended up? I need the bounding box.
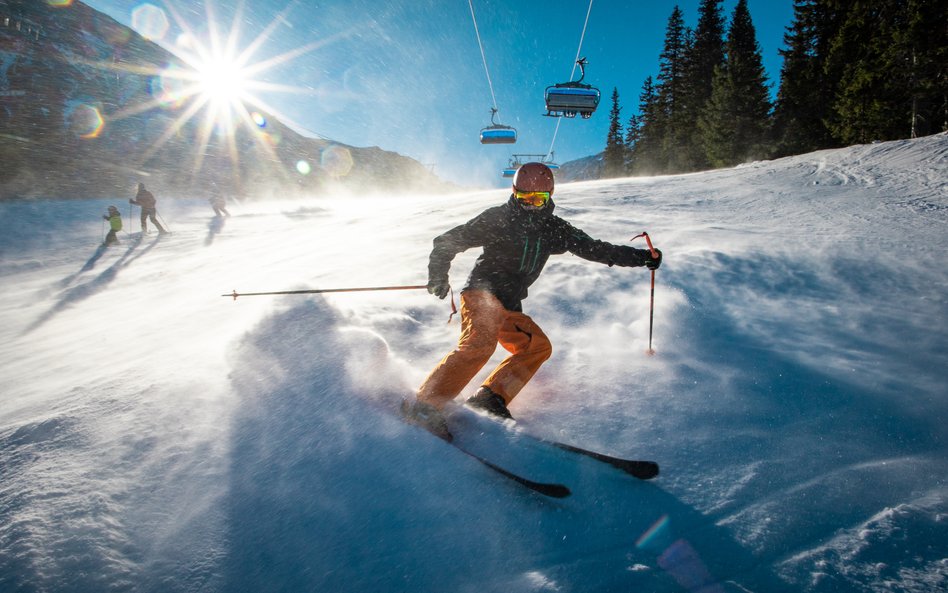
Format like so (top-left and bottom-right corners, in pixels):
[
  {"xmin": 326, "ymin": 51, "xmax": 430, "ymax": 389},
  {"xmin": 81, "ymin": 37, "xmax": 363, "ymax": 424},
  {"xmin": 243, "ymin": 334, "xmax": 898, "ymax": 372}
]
[{"xmin": 84, "ymin": 0, "xmax": 795, "ymax": 187}]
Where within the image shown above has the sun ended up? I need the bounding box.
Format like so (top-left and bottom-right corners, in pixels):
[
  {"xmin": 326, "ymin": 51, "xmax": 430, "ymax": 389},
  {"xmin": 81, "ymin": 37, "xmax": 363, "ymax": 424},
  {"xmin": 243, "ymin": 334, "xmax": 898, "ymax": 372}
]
[
  {"xmin": 195, "ymin": 54, "xmax": 249, "ymax": 109},
  {"xmin": 100, "ymin": 1, "xmax": 349, "ymax": 185}
]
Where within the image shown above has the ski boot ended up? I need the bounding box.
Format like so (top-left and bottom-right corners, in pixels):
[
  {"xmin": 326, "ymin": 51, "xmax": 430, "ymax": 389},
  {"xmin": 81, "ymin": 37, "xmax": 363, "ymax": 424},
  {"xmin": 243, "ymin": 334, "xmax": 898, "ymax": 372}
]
[
  {"xmin": 400, "ymin": 399, "xmax": 453, "ymax": 442},
  {"xmin": 466, "ymin": 387, "xmax": 513, "ymax": 420}
]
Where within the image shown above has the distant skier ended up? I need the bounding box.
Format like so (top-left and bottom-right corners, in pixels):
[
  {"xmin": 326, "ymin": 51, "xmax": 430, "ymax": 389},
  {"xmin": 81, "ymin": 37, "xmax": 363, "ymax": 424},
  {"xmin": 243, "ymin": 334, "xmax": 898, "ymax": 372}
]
[
  {"xmin": 402, "ymin": 162, "xmax": 662, "ymax": 440},
  {"xmin": 129, "ymin": 183, "xmax": 167, "ymax": 234},
  {"xmin": 103, "ymin": 205, "xmax": 122, "ymax": 246},
  {"xmin": 209, "ymin": 187, "xmax": 230, "ymax": 217}
]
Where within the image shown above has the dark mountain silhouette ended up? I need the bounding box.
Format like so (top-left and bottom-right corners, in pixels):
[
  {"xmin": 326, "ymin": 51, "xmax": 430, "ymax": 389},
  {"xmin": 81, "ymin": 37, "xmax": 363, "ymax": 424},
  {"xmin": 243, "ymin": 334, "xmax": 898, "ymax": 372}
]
[{"xmin": 0, "ymin": 0, "xmax": 451, "ymax": 200}]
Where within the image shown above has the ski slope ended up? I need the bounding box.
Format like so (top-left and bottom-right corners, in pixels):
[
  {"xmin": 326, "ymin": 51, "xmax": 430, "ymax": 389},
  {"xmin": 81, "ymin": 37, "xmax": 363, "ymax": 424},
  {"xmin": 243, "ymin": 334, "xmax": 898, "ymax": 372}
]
[{"xmin": 1, "ymin": 133, "xmax": 946, "ymax": 592}]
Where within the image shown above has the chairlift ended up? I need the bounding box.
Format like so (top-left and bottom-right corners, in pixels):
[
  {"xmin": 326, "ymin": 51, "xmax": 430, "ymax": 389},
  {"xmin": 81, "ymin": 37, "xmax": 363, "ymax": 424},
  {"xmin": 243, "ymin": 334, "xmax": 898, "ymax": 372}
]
[
  {"xmin": 480, "ymin": 108, "xmax": 517, "ymax": 144},
  {"xmin": 501, "ymin": 155, "xmax": 523, "ymax": 178},
  {"xmin": 544, "ymin": 57, "xmax": 600, "ymax": 119},
  {"xmin": 502, "ymin": 153, "xmax": 559, "ymax": 178},
  {"xmin": 543, "ymin": 151, "xmax": 560, "ymax": 171}
]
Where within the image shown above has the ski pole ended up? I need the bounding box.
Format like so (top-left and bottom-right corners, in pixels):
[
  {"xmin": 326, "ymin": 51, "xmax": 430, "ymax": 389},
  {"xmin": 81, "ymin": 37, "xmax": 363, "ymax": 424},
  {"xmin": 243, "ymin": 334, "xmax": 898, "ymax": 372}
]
[
  {"xmin": 631, "ymin": 232, "xmax": 659, "ymax": 356},
  {"xmin": 157, "ymin": 212, "xmax": 171, "ymax": 233},
  {"xmin": 224, "ymin": 285, "xmax": 428, "ymax": 300}
]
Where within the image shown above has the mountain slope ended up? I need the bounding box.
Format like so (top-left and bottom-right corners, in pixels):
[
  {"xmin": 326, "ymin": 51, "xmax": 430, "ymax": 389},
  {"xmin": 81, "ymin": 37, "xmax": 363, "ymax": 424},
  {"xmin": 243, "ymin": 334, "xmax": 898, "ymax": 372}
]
[{"xmin": 0, "ymin": 133, "xmax": 946, "ymax": 592}]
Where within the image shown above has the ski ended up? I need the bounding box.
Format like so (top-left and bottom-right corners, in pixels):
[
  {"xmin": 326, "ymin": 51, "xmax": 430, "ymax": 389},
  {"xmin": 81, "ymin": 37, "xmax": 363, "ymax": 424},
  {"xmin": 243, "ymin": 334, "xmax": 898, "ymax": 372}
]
[
  {"xmin": 464, "ymin": 405, "xmax": 659, "ymax": 480},
  {"xmin": 545, "ymin": 441, "xmax": 659, "ymax": 480},
  {"xmin": 453, "ymin": 445, "xmax": 571, "ymax": 498},
  {"xmin": 398, "ymin": 402, "xmax": 571, "ymax": 498}
]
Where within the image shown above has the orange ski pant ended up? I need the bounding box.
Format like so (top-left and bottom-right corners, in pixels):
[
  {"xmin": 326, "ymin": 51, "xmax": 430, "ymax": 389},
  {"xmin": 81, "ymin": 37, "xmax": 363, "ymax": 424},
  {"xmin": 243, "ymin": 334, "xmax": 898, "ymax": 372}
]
[{"xmin": 417, "ymin": 290, "xmax": 552, "ymax": 408}]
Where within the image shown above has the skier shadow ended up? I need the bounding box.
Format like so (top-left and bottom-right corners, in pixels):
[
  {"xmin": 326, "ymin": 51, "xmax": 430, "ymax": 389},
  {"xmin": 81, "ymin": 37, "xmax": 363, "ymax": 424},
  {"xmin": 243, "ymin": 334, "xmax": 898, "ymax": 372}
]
[
  {"xmin": 24, "ymin": 235, "xmax": 158, "ymax": 335},
  {"xmin": 217, "ymin": 297, "xmax": 792, "ymax": 593},
  {"xmin": 204, "ymin": 215, "xmax": 226, "ymax": 246},
  {"xmin": 53, "ymin": 241, "xmax": 112, "ymax": 289}
]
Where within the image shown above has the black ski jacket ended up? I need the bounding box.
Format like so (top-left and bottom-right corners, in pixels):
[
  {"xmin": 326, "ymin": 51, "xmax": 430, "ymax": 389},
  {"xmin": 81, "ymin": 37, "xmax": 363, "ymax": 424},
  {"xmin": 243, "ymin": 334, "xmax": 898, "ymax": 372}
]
[{"xmin": 428, "ymin": 196, "xmax": 653, "ymax": 312}]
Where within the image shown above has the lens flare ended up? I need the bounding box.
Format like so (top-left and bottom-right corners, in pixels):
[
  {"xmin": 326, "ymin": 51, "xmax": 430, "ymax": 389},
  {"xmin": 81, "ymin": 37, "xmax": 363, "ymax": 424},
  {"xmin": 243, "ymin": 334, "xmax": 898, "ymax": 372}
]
[
  {"xmin": 151, "ymin": 66, "xmax": 191, "ymax": 108},
  {"xmin": 635, "ymin": 514, "xmax": 671, "ymax": 551},
  {"xmin": 66, "ymin": 103, "xmax": 105, "ymax": 138},
  {"xmin": 131, "ymin": 4, "xmax": 170, "ymax": 41},
  {"xmin": 295, "ymin": 160, "xmax": 311, "ymax": 175},
  {"xmin": 321, "ymin": 145, "xmax": 353, "ymax": 178}
]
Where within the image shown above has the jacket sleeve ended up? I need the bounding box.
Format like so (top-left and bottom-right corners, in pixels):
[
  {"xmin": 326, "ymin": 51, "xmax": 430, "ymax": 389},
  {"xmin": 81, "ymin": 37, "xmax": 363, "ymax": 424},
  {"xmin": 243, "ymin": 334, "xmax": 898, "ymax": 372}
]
[
  {"xmin": 427, "ymin": 210, "xmax": 496, "ymax": 282},
  {"xmin": 564, "ymin": 222, "xmax": 652, "ymax": 268}
]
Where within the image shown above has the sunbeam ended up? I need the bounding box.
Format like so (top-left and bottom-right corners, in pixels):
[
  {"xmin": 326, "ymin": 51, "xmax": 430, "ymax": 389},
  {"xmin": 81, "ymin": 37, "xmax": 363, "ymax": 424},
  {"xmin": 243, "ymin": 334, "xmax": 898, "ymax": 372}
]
[{"xmin": 72, "ymin": 0, "xmax": 353, "ymax": 189}]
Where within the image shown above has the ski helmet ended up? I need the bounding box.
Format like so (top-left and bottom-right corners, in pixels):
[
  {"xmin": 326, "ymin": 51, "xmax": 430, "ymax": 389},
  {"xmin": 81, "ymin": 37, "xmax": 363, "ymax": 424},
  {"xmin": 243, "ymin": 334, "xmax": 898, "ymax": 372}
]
[{"xmin": 513, "ymin": 162, "xmax": 554, "ymax": 194}]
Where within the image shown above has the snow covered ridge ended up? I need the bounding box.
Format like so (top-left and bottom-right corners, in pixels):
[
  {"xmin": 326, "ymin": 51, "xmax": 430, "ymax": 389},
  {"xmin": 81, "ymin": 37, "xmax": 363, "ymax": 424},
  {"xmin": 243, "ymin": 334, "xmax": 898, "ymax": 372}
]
[{"xmin": 0, "ymin": 134, "xmax": 946, "ymax": 592}]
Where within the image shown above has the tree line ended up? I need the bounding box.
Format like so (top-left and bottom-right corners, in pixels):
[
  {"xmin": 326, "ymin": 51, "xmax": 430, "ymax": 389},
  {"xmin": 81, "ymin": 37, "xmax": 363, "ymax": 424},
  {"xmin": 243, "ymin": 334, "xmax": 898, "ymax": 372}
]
[{"xmin": 602, "ymin": 0, "xmax": 947, "ymax": 178}]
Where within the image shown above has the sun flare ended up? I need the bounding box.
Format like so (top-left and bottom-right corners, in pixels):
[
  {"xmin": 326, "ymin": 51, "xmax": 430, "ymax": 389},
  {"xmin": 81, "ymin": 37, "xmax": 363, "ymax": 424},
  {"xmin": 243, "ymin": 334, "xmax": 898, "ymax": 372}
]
[
  {"xmin": 196, "ymin": 55, "xmax": 249, "ymax": 108},
  {"xmin": 100, "ymin": 1, "xmax": 344, "ymax": 187}
]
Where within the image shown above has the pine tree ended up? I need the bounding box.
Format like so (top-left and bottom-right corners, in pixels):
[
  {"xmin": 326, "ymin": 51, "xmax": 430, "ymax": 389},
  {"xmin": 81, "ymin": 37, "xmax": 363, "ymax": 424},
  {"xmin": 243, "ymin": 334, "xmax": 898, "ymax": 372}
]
[
  {"xmin": 655, "ymin": 6, "xmax": 691, "ymax": 172},
  {"xmin": 699, "ymin": 0, "xmax": 772, "ymax": 167},
  {"xmin": 828, "ymin": 1, "xmax": 911, "ymax": 143},
  {"xmin": 630, "ymin": 76, "xmax": 662, "ymax": 174},
  {"xmin": 898, "ymin": 0, "xmax": 948, "ymax": 137},
  {"xmin": 682, "ymin": 0, "xmax": 726, "ymax": 169},
  {"xmin": 624, "ymin": 113, "xmax": 641, "ymax": 172},
  {"xmin": 603, "ymin": 87, "xmax": 626, "ymax": 177},
  {"xmin": 773, "ymin": 0, "xmax": 836, "ymax": 155}
]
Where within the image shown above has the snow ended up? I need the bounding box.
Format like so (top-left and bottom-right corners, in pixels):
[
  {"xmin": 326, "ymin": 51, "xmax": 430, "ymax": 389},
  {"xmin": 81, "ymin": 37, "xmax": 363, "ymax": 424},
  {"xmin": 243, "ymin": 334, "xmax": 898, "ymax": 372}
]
[{"xmin": 1, "ymin": 133, "xmax": 946, "ymax": 592}]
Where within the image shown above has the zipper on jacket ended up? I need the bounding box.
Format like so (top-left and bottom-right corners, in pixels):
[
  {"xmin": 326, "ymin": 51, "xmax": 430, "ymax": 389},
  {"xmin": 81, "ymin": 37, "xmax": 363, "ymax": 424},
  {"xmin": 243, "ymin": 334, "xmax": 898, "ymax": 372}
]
[
  {"xmin": 518, "ymin": 236, "xmax": 543, "ymax": 274},
  {"xmin": 529, "ymin": 239, "xmax": 542, "ymax": 273}
]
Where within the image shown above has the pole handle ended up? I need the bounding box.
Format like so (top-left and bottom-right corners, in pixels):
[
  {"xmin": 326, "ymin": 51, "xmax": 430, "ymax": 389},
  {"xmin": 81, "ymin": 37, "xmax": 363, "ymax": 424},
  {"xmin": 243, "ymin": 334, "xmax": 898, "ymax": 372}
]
[{"xmin": 631, "ymin": 231, "xmax": 659, "ymax": 259}]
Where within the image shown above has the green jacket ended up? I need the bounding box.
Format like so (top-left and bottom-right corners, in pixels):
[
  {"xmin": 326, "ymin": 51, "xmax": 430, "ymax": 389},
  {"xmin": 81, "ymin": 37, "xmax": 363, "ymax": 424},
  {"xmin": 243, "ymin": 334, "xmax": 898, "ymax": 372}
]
[{"xmin": 105, "ymin": 213, "xmax": 122, "ymax": 231}]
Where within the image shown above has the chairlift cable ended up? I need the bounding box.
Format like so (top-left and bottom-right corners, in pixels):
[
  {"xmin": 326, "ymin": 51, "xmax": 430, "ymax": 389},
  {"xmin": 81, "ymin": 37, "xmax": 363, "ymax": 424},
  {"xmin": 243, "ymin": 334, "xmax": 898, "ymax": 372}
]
[
  {"xmin": 548, "ymin": 119, "xmax": 562, "ymax": 160},
  {"xmin": 547, "ymin": 0, "xmax": 594, "ymax": 161},
  {"xmin": 468, "ymin": 0, "xmax": 499, "ymax": 115},
  {"xmin": 569, "ymin": 0, "xmax": 595, "ymax": 81}
]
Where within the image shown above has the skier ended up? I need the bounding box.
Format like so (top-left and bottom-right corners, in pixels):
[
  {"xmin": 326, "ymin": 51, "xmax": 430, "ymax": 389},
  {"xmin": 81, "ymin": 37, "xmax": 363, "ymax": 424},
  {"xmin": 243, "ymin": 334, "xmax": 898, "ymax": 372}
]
[
  {"xmin": 402, "ymin": 162, "xmax": 662, "ymax": 440},
  {"xmin": 209, "ymin": 183, "xmax": 231, "ymax": 217},
  {"xmin": 129, "ymin": 183, "xmax": 167, "ymax": 234},
  {"xmin": 210, "ymin": 192, "xmax": 230, "ymax": 217},
  {"xmin": 103, "ymin": 205, "xmax": 122, "ymax": 246}
]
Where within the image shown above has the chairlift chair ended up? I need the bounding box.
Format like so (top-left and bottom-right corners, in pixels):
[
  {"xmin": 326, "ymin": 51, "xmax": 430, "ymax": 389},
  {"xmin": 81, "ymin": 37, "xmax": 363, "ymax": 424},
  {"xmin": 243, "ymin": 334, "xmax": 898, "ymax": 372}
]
[
  {"xmin": 543, "ymin": 152, "xmax": 560, "ymax": 171},
  {"xmin": 480, "ymin": 108, "xmax": 517, "ymax": 144},
  {"xmin": 502, "ymin": 155, "xmax": 523, "ymax": 178},
  {"xmin": 544, "ymin": 58, "xmax": 600, "ymax": 119}
]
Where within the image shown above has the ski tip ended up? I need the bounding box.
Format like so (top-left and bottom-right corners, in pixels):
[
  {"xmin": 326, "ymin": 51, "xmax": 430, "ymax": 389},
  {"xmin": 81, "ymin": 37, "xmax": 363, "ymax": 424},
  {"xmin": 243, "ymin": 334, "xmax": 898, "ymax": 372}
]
[
  {"xmin": 637, "ymin": 463, "xmax": 660, "ymax": 480},
  {"xmin": 539, "ymin": 483, "xmax": 572, "ymax": 498}
]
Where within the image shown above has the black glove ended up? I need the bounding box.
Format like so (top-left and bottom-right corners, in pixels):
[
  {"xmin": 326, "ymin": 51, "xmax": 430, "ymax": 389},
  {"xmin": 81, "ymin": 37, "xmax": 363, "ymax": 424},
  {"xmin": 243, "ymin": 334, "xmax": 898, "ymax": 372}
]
[
  {"xmin": 427, "ymin": 278, "xmax": 450, "ymax": 299},
  {"xmin": 646, "ymin": 248, "xmax": 662, "ymax": 271}
]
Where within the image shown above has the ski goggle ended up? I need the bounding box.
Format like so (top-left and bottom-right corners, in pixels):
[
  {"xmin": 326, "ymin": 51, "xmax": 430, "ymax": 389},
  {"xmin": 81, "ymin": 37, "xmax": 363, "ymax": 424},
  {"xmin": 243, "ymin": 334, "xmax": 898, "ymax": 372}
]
[{"xmin": 514, "ymin": 190, "xmax": 551, "ymax": 208}]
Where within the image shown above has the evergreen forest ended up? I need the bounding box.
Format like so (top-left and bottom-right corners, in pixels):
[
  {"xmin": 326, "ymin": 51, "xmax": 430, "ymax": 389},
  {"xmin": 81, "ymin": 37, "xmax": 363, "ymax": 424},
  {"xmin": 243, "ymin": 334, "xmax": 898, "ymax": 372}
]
[{"xmin": 602, "ymin": 0, "xmax": 948, "ymax": 177}]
